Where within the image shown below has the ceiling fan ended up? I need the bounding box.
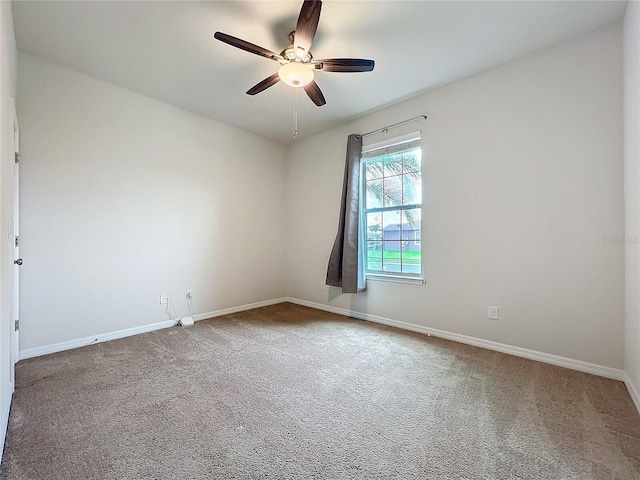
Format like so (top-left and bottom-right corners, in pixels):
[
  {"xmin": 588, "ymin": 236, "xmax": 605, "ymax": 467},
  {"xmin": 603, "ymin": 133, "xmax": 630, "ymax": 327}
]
[{"xmin": 214, "ymin": 0, "xmax": 375, "ymax": 107}]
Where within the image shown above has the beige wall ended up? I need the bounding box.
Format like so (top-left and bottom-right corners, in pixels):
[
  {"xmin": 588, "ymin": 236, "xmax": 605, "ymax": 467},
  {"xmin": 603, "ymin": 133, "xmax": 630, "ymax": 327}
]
[
  {"xmin": 0, "ymin": 0, "xmax": 17, "ymax": 453},
  {"xmin": 286, "ymin": 24, "xmax": 624, "ymax": 369},
  {"xmin": 17, "ymin": 53, "xmax": 287, "ymax": 351},
  {"xmin": 624, "ymin": 0, "xmax": 640, "ymax": 406}
]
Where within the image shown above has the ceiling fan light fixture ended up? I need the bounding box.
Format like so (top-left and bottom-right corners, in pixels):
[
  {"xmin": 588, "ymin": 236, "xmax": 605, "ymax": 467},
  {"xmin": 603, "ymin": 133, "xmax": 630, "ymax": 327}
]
[
  {"xmin": 214, "ymin": 0, "xmax": 374, "ymax": 106},
  {"xmin": 278, "ymin": 62, "xmax": 314, "ymax": 88}
]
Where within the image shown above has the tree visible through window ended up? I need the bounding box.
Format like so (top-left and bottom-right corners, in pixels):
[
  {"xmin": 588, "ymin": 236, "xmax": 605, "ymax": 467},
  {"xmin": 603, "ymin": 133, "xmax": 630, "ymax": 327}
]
[{"xmin": 362, "ymin": 136, "xmax": 422, "ymax": 277}]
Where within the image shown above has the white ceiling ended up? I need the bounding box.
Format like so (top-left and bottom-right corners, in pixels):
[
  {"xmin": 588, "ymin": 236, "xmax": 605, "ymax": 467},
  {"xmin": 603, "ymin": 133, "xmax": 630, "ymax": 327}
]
[{"xmin": 12, "ymin": 1, "xmax": 627, "ymax": 144}]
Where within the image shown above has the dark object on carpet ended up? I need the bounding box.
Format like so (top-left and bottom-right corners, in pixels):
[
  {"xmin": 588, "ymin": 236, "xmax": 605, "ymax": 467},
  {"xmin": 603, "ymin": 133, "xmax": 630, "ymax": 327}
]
[{"xmin": 1, "ymin": 303, "xmax": 639, "ymax": 479}]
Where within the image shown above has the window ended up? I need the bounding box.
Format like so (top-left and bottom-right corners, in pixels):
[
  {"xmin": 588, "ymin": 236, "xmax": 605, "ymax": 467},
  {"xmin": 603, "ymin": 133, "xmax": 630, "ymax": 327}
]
[{"xmin": 361, "ymin": 133, "xmax": 422, "ymax": 280}]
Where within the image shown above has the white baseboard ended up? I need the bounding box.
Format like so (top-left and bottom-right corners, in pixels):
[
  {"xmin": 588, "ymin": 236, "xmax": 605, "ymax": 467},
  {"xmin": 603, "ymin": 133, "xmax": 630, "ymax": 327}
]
[
  {"xmin": 286, "ymin": 297, "xmax": 626, "ymax": 382},
  {"xmin": 17, "ymin": 295, "xmax": 631, "ymax": 400},
  {"xmin": 19, "ymin": 319, "xmax": 177, "ymax": 360},
  {"xmin": 19, "ymin": 297, "xmax": 289, "ymax": 361},
  {"xmin": 624, "ymin": 372, "xmax": 640, "ymax": 415},
  {"xmin": 192, "ymin": 297, "xmax": 287, "ymax": 322},
  {"xmin": 0, "ymin": 382, "xmax": 13, "ymax": 463}
]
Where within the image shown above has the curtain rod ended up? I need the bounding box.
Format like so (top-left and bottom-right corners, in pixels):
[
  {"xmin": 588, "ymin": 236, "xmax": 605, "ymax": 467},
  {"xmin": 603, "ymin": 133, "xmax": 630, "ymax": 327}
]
[{"xmin": 357, "ymin": 115, "xmax": 427, "ymax": 139}]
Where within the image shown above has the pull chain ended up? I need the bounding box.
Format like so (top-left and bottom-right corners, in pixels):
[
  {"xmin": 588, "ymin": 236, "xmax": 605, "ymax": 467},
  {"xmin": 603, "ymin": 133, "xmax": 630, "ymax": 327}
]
[{"xmin": 293, "ymin": 87, "xmax": 299, "ymax": 141}]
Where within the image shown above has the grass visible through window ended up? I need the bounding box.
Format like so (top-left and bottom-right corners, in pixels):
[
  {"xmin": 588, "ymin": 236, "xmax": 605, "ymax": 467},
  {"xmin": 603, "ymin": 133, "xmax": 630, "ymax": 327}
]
[{"xmin": 366, "ymin": 250, "xmax": 421, "ymax": 265}]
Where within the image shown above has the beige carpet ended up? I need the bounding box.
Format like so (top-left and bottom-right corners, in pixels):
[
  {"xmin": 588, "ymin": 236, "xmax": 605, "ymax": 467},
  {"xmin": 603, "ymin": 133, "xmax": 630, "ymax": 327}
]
[{"xmin": 1, "ymin": 302, "xmax": 639, "ymax": 479}]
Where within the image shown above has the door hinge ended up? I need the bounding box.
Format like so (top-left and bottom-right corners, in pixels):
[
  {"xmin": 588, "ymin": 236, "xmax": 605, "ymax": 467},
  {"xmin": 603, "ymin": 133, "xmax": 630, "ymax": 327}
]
[
  {"xmin": 14, "ymin": 152, "xmax": 19, "ymax": 163},
  {"xmin": 14, "ymin": 319, "xmax": 19, "ymax": 331},
  {"xmin": 15, "ymin": 236, "xmax": 18, "ymax": 248}
]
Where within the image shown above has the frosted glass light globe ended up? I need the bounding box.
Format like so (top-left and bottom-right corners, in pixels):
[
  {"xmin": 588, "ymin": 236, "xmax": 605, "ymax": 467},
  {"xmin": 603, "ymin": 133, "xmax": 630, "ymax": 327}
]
[{"xmin": 278, "ymin": 62, "xmax": 314, "ymax": 88}]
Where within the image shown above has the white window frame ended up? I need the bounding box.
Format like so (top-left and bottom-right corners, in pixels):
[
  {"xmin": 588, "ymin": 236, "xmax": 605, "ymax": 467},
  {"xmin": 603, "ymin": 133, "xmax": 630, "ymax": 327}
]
[{"xmin": 360, "ymin": 132, "xmax": 424, "ymax": 285}]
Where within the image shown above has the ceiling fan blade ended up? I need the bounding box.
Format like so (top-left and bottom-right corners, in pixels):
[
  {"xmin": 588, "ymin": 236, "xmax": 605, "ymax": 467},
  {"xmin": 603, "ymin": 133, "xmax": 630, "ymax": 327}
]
[
  {"xmin": 294, "ymin": 1, "xmax": 322, "ymax": 55},
  {"xmin": 304, "ymin": 80, "xmax": 326, "ymax": 107},
  {"xmin": 246, "ymin": 73, "xmax": 281, "ymax": 95},
  {"xmin": 214, "ymin": 32, "xmax": 283, "ymax": 62},
  {"xmin": 316, "ymin": 58, "xmax": 375, "ymax": 72}
]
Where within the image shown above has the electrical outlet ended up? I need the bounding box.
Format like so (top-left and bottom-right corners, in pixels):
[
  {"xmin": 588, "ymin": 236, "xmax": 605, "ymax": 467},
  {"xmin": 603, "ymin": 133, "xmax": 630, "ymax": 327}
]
[
  {"xmin": 186, "ymin": 290, "xmax": 194, "ymax": 300},
  {"xmin": 160, "ymin": 294, "xmax": 168, "ymax": 305},
  {"xmin": 320, "ymin": 282, "xmax": 326, "ymax": 291},
  {"xmin": 488, "ymin": 306, "xmax": 499, "ymax": 320}
]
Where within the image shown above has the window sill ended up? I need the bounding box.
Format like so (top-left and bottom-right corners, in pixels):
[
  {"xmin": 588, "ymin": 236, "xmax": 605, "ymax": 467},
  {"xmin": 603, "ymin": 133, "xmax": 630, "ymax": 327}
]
[{"xmin": 366, "ymin": 274, "xmax": 425, "ymax": 285}]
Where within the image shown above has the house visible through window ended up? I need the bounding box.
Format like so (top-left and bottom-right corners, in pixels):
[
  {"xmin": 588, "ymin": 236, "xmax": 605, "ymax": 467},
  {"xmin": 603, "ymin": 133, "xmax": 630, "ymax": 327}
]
[{"xmin": 361, "ymin": 133, "xmax": 422, "ymax": 279}]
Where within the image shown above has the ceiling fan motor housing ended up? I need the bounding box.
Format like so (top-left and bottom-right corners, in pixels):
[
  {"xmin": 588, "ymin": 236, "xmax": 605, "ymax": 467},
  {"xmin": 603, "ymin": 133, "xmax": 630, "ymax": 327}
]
[{"xmin": 281, "ymin": 45, "xmax": 313, "ymax": 64}]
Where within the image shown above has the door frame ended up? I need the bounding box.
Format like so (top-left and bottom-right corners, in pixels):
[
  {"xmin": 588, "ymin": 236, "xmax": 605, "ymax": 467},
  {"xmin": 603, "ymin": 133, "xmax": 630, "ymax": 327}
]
[{"xmin": 10, "ymin": 96, "xmax": 19, "ymax": 386}]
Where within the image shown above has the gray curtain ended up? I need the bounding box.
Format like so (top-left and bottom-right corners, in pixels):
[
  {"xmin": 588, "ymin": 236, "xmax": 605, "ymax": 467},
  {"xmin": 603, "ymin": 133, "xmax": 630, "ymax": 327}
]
[{"xmin": 326, "ymin": 134, "xmax": 365, "ymax": 294}]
